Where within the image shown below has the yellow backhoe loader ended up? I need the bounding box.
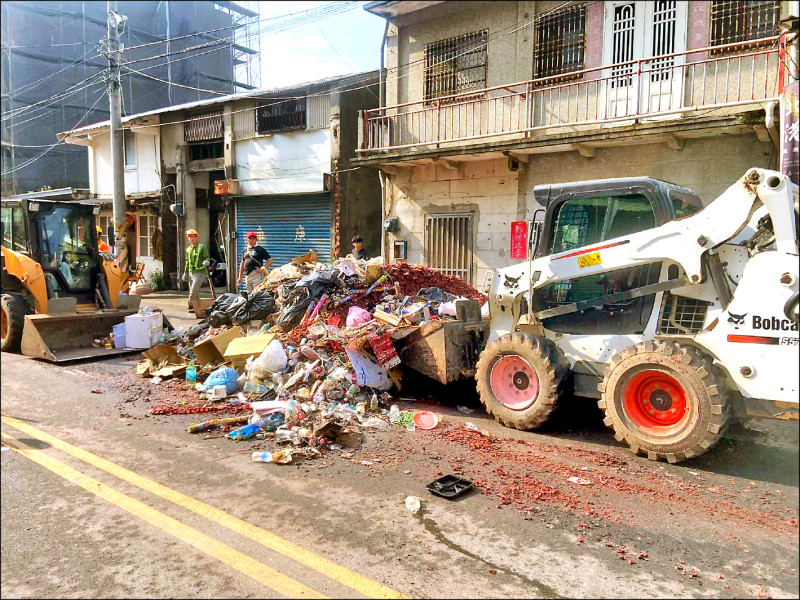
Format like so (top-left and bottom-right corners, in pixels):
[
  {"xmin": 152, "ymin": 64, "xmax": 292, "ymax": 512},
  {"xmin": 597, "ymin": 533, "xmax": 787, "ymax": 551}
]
[{"xmin": 1, "ymin": 198, "xmax": 143, "ymax": 362}]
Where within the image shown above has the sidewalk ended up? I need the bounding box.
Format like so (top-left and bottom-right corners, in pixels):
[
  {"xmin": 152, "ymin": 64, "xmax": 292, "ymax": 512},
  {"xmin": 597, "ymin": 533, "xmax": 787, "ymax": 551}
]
[{"xmin": 139, "ymin": 289, "xmax": 215, "ymax": 330}]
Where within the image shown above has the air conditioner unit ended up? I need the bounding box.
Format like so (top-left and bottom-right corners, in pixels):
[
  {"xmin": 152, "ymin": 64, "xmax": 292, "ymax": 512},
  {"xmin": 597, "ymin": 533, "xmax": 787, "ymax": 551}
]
[{"xmin": 214, "ymin": 179, "xmax": 239, "ymax": 195}]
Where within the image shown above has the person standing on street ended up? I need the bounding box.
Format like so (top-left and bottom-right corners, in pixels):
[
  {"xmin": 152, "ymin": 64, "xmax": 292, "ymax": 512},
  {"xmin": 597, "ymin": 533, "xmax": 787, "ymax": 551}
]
[
  {"xmin": 184, "ymin": 229, "xmax": 209, "ymax": 313},
  {"xmin": 96, "ymin": 226, "xmax": 111, "ymax": 253},
  {"xmin": 237, "ymin": 231, "xmax": 273, "ymax": 293},
  {"xmin": 350, "ymin": 235, "xmax": 370, "ymax": 260}
]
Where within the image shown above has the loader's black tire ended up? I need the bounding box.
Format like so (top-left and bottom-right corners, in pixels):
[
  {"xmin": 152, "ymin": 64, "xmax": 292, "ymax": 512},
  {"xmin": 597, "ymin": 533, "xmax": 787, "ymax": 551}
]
[
  {"xmin": 1, "ymin": 293, "xmax": 29, "ymax": 352},
  {"xmin": 475, "ymin": 333, "xmax": 568, "ymax": 430},
  {"xmin": 598, "ymin": 341, "xmax": 729, "ymax": 463}
]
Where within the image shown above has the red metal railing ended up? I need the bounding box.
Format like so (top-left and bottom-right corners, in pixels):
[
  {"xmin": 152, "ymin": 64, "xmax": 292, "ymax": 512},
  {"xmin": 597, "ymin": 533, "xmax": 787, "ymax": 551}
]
[{"xmin": 358, "ymin": 37, "xmax": 788, "ymax": 153}]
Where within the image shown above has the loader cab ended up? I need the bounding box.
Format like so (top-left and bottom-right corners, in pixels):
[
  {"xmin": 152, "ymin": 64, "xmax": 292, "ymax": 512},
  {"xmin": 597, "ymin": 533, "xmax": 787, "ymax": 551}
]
[
  {"xmin": 13, "ymin": 200, "xmax": 102, "ymax": 306},
  {"xmin": 529, "ymin": 177, "xmax": 703, "ymax": 335},
  {"xmin": 531, "ymin": 177, "xmax": 702, "ymax": 259}
]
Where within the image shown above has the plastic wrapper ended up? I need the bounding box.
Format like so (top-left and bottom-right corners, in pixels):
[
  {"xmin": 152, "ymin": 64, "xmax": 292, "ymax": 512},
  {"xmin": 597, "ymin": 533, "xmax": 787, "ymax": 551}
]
[
  {"xmin": 418, "ymin": 287, "xmax": 457, "ymax": 303},
  {"xmin": 200, "ymin": 366, "xmax": 240, "ymax": 395},
  {"xmin": 232, "ymin": 290, "xmax": 277, "ymax": 326},
  {"xmin": 295, "ymin": 268, "xmax": 341, "ymax": 299},
  {"xmin": 345, "ymin": 306, "xmax": 373, "ymax": 328}
]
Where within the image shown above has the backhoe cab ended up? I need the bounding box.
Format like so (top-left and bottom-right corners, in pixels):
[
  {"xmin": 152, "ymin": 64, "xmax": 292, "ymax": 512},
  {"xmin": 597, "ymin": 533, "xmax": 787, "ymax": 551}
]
[
  {"xmin": 1, "ymin": 199, "xmax": 141, "ymax": 361},
  {"xmin": 478, "ymin": 169, "xmax": 798, "ymax": 463}
]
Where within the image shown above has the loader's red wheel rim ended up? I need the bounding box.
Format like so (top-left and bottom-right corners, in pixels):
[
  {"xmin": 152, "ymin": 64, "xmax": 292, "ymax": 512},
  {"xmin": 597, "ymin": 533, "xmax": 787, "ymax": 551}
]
[
  {"xmin": 621, "ymin": 370, "xmax": 690, "ymax": 436},
  {"xmin": 1, "ymin": 308, "xmax": 7, "ymax": 341},
  {"xmin": 490, "ymin": 355, "xmax": 539, "ymax": 410}
]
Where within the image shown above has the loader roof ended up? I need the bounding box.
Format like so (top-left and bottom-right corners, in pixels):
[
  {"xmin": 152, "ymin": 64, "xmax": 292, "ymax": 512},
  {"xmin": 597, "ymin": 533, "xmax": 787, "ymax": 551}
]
[{"xmin": 533, "ymin": 176, "xmax": 703, "ymax": 209}]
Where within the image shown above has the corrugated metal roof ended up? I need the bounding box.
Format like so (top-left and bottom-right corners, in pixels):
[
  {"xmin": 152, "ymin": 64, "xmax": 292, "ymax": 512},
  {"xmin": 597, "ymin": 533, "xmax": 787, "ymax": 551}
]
[{"xmin": 62, "ymin": 70, "xmax": 379, "ymax": 137}]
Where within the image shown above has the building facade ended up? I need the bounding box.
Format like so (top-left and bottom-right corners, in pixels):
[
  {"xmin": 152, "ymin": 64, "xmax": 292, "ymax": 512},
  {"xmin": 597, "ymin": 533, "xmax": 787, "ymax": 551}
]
[
  {"xmin": 355, "ymin": 0, "xmax": 797, "ymax": 287},
  {"xmin": 1, "ymin": 0, "xmax": 260, "ymax": 196},
  {"xmin": 63, "ymin": 72, "xmax": 382, "ymax": 290}
]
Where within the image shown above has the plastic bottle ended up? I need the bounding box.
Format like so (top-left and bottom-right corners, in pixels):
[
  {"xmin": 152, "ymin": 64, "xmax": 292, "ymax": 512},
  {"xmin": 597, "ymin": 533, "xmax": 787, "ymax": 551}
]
[
  {"xmin": 370, "ymin": 393, "xmax": 379, "ymax": 412},
  {"xmin": 251, "ymin": 451, "xmax": 274, "ymax": 463},
  {"xmin": 389, "ymin": 405, "xmax": 400, "ymax": 424},
  {"xmin": 185, "ymin": 361, "xmax": 197, "ymax": 385}
]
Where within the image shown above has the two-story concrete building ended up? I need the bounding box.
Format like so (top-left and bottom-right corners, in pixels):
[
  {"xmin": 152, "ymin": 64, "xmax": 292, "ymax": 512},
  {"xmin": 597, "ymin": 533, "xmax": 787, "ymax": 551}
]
[
  {"xmin": 62, "ymin": 71, "xmax": 381, "ymax": 290},
  {"xmin": 355, "ymin": 1, "xmax": 796, "ymax": 286}
]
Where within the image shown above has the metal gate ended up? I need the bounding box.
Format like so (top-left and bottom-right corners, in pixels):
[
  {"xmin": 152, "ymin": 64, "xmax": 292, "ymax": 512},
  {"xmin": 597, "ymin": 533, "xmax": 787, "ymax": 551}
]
[
  {"xmin": 235, "ymin": 194, "xmax": 331, "ymax": 282},
  {"xmin": 424, "ymin": 213, "xmax": 473, "ymax": 283}
]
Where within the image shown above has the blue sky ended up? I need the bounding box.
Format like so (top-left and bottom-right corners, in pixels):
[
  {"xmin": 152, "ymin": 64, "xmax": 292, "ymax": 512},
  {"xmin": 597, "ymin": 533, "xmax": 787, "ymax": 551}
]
[{"xmin": 254, "ymin": 2, "xmax": 388, "ymax": 89}]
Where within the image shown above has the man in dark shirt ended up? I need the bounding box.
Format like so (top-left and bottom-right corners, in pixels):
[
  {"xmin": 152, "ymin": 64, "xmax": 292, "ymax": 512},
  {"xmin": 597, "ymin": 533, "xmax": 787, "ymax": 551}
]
[
  {"xmin": 351, "ymin": 235, "xmax": 370, "ymax": 261},
  {"xmin": 237, "ymin": 231, "xmax": 273, "ymax": 292}
]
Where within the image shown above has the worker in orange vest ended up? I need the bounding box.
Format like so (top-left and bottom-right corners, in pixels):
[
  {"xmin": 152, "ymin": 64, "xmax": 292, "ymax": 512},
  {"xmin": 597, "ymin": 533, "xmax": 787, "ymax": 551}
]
[{"xmin": 97, "ymin": 226, "xmax": 111, "ymax": 254}]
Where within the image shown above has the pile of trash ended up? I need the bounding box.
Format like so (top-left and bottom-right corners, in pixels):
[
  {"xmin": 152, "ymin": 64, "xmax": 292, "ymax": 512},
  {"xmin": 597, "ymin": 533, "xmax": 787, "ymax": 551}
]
[{"xmin": 132, "ymin": 255, "xmax": 488, "ymax": 465}]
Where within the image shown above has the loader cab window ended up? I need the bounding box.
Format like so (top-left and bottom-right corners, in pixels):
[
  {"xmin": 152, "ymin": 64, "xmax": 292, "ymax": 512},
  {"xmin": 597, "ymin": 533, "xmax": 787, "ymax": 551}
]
[
  {"xmin": 669, "ymin": 189, "xmax": 703, "ymax": 219},
  {"xmin": 38, "ymin": 206, "xmax": 93, "ymax": 291},
  {"xmin": 1, "ymin": 205, "xmax": 28, "ymax": 252},
  {"xmin": 550, "ymin": 194, "xmax": 655, "ymax": 254},
  {"xmin": 538, "ymin": 193, "xmax": 659, "ymax": 335}
]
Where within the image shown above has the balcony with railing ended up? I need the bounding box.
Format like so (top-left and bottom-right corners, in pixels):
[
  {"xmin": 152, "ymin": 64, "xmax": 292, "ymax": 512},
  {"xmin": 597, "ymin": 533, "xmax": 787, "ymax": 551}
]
[{"xmin": 358, "ymin": 37, "xmax": 789, "ymax": 158}]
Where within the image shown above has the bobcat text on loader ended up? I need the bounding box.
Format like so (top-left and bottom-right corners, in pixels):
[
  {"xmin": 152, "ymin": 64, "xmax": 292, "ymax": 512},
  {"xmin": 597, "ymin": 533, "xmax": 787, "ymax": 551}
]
[
  {"xmin": 1, "ymin": 198, "xmax": 142, "ymax": 362},
  {"xmin": 471, "ymin": 168, "xmax": 799, "ymax": 463}
]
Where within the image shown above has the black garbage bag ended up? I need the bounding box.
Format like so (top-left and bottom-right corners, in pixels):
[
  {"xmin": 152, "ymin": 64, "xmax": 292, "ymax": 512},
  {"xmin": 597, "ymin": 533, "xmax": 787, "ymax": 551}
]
[
  {"xmin": 232, "ymin": 291, "xmax": 278, "ymax": 326},
  {"xmin": 296, "ymin": 268, "xmax": 342, "ymax": 299},
  {"xmin": 275, "ymin": 287, "xmax": 312, "ymax": 331},
  {"xmin": 205, "ymin": 293, "xmax": 246, "ymax": 327},
  {"xmin": 418, "ymin": 287, "xmax": 456, "ymax": 303}
]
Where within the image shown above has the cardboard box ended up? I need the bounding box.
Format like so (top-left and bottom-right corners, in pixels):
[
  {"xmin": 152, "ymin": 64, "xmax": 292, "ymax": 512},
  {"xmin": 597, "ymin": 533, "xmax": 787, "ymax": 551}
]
[
  {"xmin": 193, "ymin": 326, "xmax": 243, "ymax": 366},
  {"xmin": 192, "ymin": 297, "xmax": 214, "ymax": 317},
  {"xmin": 222, "ymin": 333, "xmax": 276, "ymax": 369}
]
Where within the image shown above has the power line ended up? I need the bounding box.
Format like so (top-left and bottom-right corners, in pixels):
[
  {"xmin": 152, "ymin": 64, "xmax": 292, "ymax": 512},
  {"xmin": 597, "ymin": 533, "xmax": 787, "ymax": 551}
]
[
  {"xmin": 4, "ymin": 72, "xmax": 107, "ymax": 121},
  {"xmin": 121, "ymin": 2, "xmax": 352, "ymax": 53},
  {"xmin": 121, "ymin": 64, "xmax": 230, "ymax": 96},
  {"xmin": 120, "ymin": 1, "xmax": 362, "ymax": 68},
  {"xmin": 102, "ymin": 0, "xmax": 576, "ymax": 134},
  {"xmin": 2, "ymin": 90, "xmax": 107, "ymax": 177}
]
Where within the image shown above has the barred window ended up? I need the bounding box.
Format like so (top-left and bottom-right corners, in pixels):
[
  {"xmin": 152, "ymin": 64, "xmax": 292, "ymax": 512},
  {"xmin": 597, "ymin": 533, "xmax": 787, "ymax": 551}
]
[
  {"xmin": 424, "ymin": 30, "xmax": 488, "ymax": 102},
  {"xmin": 534, "ymin": 4, "xmax": 586, "ymax": 80},
  {"xmin": 256, "ymin": 98, "xmax": 306, "ymax": 134},
  {"xmin": 710, "ymin": 1, "xmax": 781, "ymax": 53}
]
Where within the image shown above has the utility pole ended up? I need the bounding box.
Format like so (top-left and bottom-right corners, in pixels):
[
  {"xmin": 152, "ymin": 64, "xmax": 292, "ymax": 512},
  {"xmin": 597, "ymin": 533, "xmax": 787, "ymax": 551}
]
[{"xmin": 106, "ymin": 1, "xmax": 128, "ymax": 264}]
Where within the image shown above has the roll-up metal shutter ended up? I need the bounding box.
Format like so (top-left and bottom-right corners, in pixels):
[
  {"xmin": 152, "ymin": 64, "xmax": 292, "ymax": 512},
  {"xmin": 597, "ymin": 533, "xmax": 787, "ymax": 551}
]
[{"xmin": 235, "ymin": 193, "xmax": 331, "ymax": 279}]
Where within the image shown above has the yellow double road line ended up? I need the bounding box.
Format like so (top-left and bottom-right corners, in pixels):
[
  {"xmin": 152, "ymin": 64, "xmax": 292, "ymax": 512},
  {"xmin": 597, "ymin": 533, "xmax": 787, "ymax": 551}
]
[{"xmin": 1, "ymin": 414, "xmax": 403, "ymax": 599}]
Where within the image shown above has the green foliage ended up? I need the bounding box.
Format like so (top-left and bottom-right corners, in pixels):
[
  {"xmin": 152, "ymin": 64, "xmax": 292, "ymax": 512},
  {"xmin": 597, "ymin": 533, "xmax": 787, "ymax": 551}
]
[{"xmin": 148, "ymin": 270, "xmax": 166, "ymax": 292}]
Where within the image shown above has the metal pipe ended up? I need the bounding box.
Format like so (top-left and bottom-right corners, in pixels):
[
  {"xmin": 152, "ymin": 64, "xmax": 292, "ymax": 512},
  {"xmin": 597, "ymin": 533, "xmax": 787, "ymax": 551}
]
[{"xmin": 379, "ymin": 19, "xmax": 389, "ymax": 110}]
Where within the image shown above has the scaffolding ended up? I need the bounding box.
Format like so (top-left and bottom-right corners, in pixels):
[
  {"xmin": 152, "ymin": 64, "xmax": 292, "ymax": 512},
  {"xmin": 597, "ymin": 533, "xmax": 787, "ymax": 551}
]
[{"xmin": 1, "ymin": 1, "xmax": 259, "ymax": 195}]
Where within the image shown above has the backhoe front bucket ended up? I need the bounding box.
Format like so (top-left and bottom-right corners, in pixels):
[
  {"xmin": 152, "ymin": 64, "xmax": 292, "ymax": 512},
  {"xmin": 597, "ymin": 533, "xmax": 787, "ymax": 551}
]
[{"xmin": 20, "ymin": 310, "xmax": 137, "ymax": 363}]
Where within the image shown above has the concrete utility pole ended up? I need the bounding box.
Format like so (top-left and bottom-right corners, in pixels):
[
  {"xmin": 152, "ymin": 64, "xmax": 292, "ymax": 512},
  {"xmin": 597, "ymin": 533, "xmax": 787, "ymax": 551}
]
[{"xmin": 106, "ymin": 1, "xmax": 128, "ymax": 264}]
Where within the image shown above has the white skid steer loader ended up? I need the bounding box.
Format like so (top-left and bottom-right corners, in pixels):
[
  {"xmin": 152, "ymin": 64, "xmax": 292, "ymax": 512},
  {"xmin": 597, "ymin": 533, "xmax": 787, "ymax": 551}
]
[{"xmin": 476, "ymin": 168, "xmax": 799, "ymax": 463}]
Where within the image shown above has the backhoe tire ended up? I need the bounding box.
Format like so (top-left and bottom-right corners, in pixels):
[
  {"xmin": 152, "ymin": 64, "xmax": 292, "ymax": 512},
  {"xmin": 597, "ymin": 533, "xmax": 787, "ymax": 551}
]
[
  {"xmin": 598, "ymin": 341, "xmax": 729, "ymax": 463},
  {"xmin": 1, "ymin": 293, "xmax": 29, "ymax": 352},
  {"xmin": 475, "ymin": 333, "xmax": 568, "ymax": 430}
]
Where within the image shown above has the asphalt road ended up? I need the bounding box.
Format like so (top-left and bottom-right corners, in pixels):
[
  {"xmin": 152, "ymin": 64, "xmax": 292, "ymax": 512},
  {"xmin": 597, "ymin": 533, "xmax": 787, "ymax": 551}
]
[{"xmin": 1, "ymin": 301, "xmax": 798, "ymax": 598}]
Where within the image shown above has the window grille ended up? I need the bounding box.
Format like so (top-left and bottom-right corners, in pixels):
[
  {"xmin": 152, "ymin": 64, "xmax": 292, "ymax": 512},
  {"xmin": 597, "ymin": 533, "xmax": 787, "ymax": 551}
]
[
  {"xmin": 425, "ymin": 213, "xmax": 473, "ymax": 283},
  {"xmin": 649, "ymin": 1, "xmax": 677, "ymax": 82},
  {"xmin": 184, "ymin": 109, "xmax": 223, "ymax": 142},
  {"xmin": 657, "ymin": 293, "xmax": 711, "ymax": 334},
  {"xmin": 611, "ymin": 3, "xmax": 636, "ymax": 88},
  {"xmin": 710, "ymin": 1, "xmax": 780, "ymax": 54},
  {"xmin": 534, "ymin": 5, "xmax": 587, "ymax": 80},
  {"xmin": 424, "ymin": 30, "xmax": 488, "ymax": 102},
  {"xmin": 256, "ymin": 98, "xmax": 306, "ymax": 134}
]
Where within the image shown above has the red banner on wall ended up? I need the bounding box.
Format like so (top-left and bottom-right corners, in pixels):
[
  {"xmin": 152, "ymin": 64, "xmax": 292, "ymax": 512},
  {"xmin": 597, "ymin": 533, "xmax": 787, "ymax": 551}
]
[{"xmin": 510, "ymin": 221, "xmax": 527, "ymax": 260}]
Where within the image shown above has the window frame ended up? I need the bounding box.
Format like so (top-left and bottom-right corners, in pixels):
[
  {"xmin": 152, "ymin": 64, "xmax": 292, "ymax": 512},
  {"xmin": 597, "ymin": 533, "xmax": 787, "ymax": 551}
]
[
  {"xmin": 136, "ymin": 213, "xmax": 156, "ymax": 258},
  {"xmin": 423, "ymin": 29, "xmax": 489, "ymax": 104},
  {"xmin": 256, "ymin": 97, "xmax": 307, "ymax": 135},
  {"xmin": 123, "ymin": 128, "xmax": 136, "ymax": 170},
  {"xmin": 708, "ymin": 0, "xmax": 781, "ymax": 56},
  {"xmin": 533, "ymin": 4, "xmax": 587, "ymax": 84}
]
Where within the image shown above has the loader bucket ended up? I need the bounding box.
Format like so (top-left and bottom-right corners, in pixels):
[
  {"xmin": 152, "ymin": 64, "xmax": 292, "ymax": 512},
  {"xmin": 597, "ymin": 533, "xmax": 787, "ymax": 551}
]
[{"xmin": 20, "ymin": 310, "xmax": 138, "ymax": 363}]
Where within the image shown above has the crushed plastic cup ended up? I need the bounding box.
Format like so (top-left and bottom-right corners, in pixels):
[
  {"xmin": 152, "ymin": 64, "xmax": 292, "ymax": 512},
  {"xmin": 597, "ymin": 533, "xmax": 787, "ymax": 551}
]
[
  {"xmin": 567, "ymin": 476, "xmax": 592, "ymax": 485},
  {"xmin": 405, "ymin": 496, "xmax": 422, "ymax": 515}
]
